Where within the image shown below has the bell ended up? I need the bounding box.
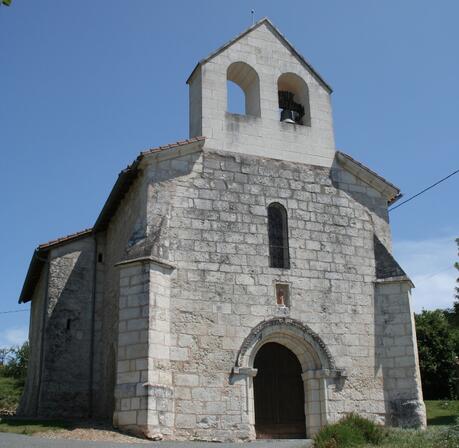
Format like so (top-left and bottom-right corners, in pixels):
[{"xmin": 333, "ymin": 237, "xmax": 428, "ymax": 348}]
[{"xmin": 280, "ymin": 109, "xmax": 299, "ymax": 124}]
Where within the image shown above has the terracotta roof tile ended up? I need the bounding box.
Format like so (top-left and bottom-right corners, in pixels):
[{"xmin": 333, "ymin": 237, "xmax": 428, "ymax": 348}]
[
  {"xmin": 140, "ymin": 136, "xmax": 205, "ymax": 157},
  {"xmin": 38, "ymin": 228, "xmax": 93, "ymax": 250}
]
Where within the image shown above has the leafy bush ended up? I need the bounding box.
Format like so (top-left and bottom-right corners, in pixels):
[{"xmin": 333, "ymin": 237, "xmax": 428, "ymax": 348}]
[{"xmin": 314, "ymin": 413, "xmax": 385, "ymax": 448}]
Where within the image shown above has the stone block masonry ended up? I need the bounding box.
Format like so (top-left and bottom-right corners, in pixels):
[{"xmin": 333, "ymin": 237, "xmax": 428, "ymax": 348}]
[
  {"xmin": 113, "ymin": 258, "xmax": 175, "ymax": 439},
  {"xmin": 112, "ymin": 147, "xmax": 424, "ymax": 440}
]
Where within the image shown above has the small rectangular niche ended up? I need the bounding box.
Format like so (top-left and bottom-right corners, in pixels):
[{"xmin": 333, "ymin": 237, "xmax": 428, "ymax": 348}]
[{"xmin": 275, "ymin": 283, "xmax": 290, "ymax": 307}]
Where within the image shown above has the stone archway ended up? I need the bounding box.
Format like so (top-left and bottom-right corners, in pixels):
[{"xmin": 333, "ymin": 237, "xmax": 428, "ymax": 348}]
[{"xmin": 232, "ymin": 317, "xmax": 346, "ymax": 439}]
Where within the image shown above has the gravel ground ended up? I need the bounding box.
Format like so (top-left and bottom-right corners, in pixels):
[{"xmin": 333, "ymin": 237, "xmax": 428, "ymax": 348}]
[
  {"xmin": 0, "ymin": 432, "xmax": 313, "ymax": 448},
  {"xmin": 33, "ymin": 421, "xmax": 150, "ymax": 444}
]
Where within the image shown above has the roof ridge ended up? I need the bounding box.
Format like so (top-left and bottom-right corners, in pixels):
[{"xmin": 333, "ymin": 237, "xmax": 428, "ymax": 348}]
[
  {"xmin": 140, "ymin": 136, "xmax": 205, "ymax": 157},
  {"xmin": 186, "ymin": 17, "xmax": 332, "ymax": 93},
  {"xmin": 38, "ymin": 227, "xmax": 93, "ymax": 250}
]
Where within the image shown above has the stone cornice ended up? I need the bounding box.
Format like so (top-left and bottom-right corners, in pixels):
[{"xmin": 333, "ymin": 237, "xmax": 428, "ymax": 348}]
[{"xmin": 115, "ymin": 256, "xmax": 176, "ymax": 270}]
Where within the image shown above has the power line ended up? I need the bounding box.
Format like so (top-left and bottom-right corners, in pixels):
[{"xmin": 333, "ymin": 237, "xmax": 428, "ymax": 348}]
[
  {"xmin": 0, "ymin": 309, "xmax": 29, "ymax": 315},
  {"xmin": 415, "ymin": 266, "xmax": 455, "ymax": 285},
  {"xmin": 389, "ymin": 168, "xmax": 459, "ymax": 212}
]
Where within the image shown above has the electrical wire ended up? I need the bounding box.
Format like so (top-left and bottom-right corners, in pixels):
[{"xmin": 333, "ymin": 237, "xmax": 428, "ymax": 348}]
[
  {"xmin": 389, "ymin": 168, "xmax": 459, "ymax": 212},
  {"xmin": 414, "ymin": 266, "xmax": 456, "ymax": 285},
  {"xmin": 0, "ymin": 309, "xmax": 29, "ymax": 315}
]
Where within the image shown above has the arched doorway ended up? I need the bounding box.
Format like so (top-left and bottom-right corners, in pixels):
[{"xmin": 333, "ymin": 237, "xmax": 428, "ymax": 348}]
[{"xmin": 253, "ymin": 342, "xmax": 306, "ymax": 439}]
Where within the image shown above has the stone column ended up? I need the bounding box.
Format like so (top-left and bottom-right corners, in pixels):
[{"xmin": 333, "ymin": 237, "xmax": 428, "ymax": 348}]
[
  {"xmin": 375, "ymin": 277, "xmax": 426, "ymax": 428},
  {"xmin": 302, "ymin": 370, "xmax": 326, "ymax": 437},
  {"xmin": 113, "ymin": 257, "xmax": 175, "ymax": 439}
]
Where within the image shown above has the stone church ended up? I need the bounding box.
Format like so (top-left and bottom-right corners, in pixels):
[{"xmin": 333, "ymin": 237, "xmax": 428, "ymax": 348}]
[{"xmin": 18, "ymin": 18, "xmax": 426, "ymax": 441}]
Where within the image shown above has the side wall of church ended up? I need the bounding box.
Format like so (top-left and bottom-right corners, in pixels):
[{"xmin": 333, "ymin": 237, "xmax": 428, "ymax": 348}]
[
  {"xmin": 18, "ymin": 267, "xmax": 48, "ymax": 416},
  {"xmin": 36, "ymin": 236, "xmax": 95, "ymax": 417},
  {"xmin": 95, "ymin": 169, "xmax": 150, "ymax": 419}
]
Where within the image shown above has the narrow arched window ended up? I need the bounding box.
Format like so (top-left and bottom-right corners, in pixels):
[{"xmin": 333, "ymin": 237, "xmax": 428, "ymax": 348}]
[{"xmin": 268, "ymin": 203, "xmax": 290, "ymax": 269}]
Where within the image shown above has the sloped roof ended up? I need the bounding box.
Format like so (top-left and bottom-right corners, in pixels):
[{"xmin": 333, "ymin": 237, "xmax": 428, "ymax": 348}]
[
  {"xmin": 374, "ymin": 235, "xmax": 412, "ymax": 285},
  {"xmin": 19, "ymin": 137, "xmax": 205, "ymax": 303},
  {"xmin": 336, "ymin": 151, "xmax": 402, "ymax": 205},
  {"xmin": 186, "ymin": 17, "xmax": 332, "ymax": 93},
  {"xmin": 37, "ymin": 228, "xmax": 93, "ymax": 250},
  {"xmin": 94, "ymin": 136, "xmax": 204, "ymax": 232},
  {"xmin": 19, "ymin": 228, "xmax": 93, "ymax": 303}
]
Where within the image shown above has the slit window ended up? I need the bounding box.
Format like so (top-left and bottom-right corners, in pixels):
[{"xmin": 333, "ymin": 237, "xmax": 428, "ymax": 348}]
[{"xmin": 268, "ymin": 203, "xmax": 290, "ymax": 269}]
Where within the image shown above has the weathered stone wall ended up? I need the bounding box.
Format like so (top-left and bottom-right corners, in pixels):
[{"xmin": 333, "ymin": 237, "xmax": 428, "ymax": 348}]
[
  {"xmin": 113, "ymin": 260, "xmax": 175, "ymax": 439},
  {"xmin": 94, "ymin": 170, "xmax": 149, "ymax": 419},
  {"xmin": 91, "ymin": 232, "xmax": 107, "ymax": 418},
  {"xmin": 375, "ymin": 280, "xmax": 426, "ymax": 427},
  {"xmin": 18, "ymin": 266, "xmax": 48, "ymax": 416},
  {"xmin": 102, "ymin": 151, "xmax": 197, "ymax": 421},
  {"xmin": 26, "ymin": 146, "xmax": 423, "ymax": 438},
  {"xmin": 189, "ymin": 22, "xmax": 336, "ymax": 168},
  {"xmin": 330, "ymin": 162, "xmax": 392, "ymax": 250},
  {"xmin": 127, "ymin": 146, "xmax": 416, "ymax": 440},
  {"xmin": 37, "ymin": 236, "xmax": 95, "ymax": 418}
]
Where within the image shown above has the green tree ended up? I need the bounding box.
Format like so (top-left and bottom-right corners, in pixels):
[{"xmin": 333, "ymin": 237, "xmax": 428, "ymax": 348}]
[
  {"xmin": 1, "ymin": 0, "xmax": 13, "ymax": 6},
  {"xmin": 3, "ymin": 341, "xmax": 29, "ymax": 380},
  {"xmin": 455, "ymin": 237, "xmax": 459, "ymax": 310},
  {"xmin": 446, "ymin": 239, "xmax": 459, "ymax": 351},
  {"xmin": 415, "ymin": 310, "xmax": 458, "ymax": 399},
  {"xmin": 0, "ymin": 347, "xmax": 13, "ymax": 367}
]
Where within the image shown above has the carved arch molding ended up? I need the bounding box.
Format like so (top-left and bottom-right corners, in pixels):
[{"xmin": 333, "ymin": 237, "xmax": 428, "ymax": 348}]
[{"xmin": 233, "ymin": 317, "xmax": 347, "ymax": 379}]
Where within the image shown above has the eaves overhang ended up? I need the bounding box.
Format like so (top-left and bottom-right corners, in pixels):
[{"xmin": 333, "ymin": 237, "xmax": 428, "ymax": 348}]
[
  {"xmin": 19, "ymin": 228, "xmax": 93, "ymax": 303},
  {"xmin": 336, "ymin": 151, "xmax": 402, "ymax": 205}
]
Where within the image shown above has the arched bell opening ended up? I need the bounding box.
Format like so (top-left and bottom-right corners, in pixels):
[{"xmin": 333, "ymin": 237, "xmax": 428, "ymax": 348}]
[
  {"xmin": 277, "ymin": 72, "xmax": 311, "ymax": 126},
  {"xmin": 227, "ymin": 61, "xmax": 261, "ymax": 117},
  {"xmin": 253, "ymin": 342, "xmax": 306, "ymax": 439}
]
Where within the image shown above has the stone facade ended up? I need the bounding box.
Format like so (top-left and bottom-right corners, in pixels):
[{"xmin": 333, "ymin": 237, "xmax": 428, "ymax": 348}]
[{"xmin": 18, "ymin": 18, "xmax": 426, "ymax": 441}]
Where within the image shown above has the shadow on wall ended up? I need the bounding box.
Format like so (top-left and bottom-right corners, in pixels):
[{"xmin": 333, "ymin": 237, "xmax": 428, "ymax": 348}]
[
  {"xmin": 126, "ymin": 151, "xmax": 202, "ymax": 262},
  {"xmin": 330, "ymin": 158, "xmax": 389, "ymax": 225},
  {"xmin": 38, "ymin": 247, "xmax": 95, "ymax": 418}
]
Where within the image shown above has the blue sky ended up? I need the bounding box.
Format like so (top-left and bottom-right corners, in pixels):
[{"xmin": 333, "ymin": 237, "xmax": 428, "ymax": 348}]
[{"xmin": 0, "ymin": 0, "xmax": 458, "ymax": 347}]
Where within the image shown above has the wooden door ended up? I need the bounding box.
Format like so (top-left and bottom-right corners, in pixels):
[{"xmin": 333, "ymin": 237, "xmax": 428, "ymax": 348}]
[{"xmin": 254, "ymin": 342, "xmax": 306, "ymax": 439}]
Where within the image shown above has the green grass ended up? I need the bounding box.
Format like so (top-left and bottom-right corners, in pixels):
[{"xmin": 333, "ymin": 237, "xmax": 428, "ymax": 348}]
[
  {"xmin": 362, "ymin": 426, "xmax": 459, "ymax": 448},
  {"xmin": 425, "ymin": 400, "xmax": 459, "ymax": 426},
  {"xmin": 0, "ymin": 373, "xmax": 71, "ymax": 435},
  {"xmin": 0, "ymin": 374, "xmax": 23, "ymax": 411},
  {"xmin": 0, "ymin": 418, "xmax": 72, "ymax": 435}
]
